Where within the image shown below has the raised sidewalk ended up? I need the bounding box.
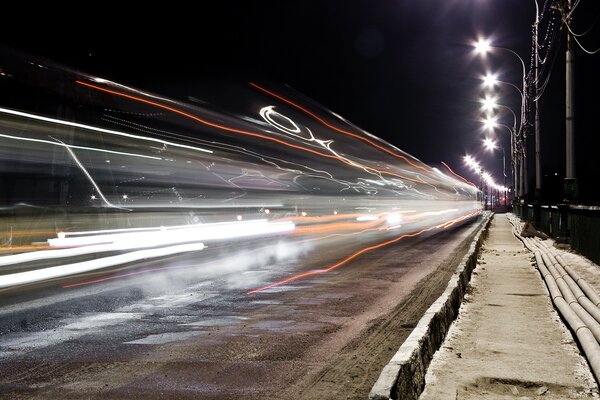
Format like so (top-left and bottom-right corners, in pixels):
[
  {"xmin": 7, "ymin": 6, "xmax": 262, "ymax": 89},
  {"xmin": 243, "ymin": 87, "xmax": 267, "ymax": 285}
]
[{"xmin": 419, "ymin": 213, "xmax": 599, "ymax": 399}]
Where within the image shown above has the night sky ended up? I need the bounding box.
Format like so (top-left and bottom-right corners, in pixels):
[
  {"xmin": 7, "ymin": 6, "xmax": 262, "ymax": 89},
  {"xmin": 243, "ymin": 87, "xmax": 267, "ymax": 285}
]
[{"xmin": 3, "ymin": 1, "xmax": 600, "ymax": 202}]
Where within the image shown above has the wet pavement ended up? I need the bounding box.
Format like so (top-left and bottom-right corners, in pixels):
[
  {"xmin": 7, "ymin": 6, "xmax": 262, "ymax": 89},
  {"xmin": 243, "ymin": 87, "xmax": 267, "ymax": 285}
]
[{"xmin": 0, "ymin": 217, "xmax": 483, "ymax": 400}]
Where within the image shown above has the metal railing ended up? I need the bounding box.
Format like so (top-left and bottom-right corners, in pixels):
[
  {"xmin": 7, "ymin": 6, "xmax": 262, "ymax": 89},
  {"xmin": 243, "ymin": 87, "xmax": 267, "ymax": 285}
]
[{"xmin": 513, "ymin": 203, "xmax": 600, "ymax": 265}]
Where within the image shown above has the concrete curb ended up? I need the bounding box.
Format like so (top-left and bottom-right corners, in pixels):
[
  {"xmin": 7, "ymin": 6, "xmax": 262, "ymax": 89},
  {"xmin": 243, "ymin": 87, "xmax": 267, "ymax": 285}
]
[{"xmin": 369, "ymin": 212, "xmax": 492, "ymax": 400}]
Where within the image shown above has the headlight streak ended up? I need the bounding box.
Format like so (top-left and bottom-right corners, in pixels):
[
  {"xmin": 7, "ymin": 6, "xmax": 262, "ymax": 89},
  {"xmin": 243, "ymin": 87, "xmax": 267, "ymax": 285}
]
[
  {"xmin": 56, "ymin": 209, "xmax": 471, "ymax": 290},
  {"xmin": 0, "ymin": 131, "xmax": 162, "ymax": 161},
  {"xmin": 246, "ymin": 209, "xmax": 480, "ymax": 295},
  {"xmin": 0, "ymin": 106, "xmax": 213, "ymax": 154},
  {"xmin": 0, "ymin": 242, "xmax": 207, "ymax": 289},
  {"xmin": 0, "ymin": 220, "xmax": 294, "ymax": 269},
  {"xmin": 48, "ymin": 219, "xmax": 294, "ymax": 247}
]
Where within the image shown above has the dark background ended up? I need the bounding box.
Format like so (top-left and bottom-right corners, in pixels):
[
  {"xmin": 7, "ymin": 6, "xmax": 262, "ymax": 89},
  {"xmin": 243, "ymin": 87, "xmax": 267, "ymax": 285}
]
[{"xmin": 3, "ymin": 0, "xmax": 600, "ymax": 203}]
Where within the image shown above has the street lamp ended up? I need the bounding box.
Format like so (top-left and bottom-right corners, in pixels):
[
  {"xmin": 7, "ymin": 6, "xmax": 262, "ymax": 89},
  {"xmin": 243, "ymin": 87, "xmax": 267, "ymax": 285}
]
[
  {"xmin": 483, "ymin": 137, "xmax": 508, "ymax": 207},
  {"xmin": 464, "ymin": 155, "xmax": 484, "ymax": 207},
  {"xmin": 475, "ymin": 1, "xmax": 541, "ymax": 199},
  {"xmin": 479, "ymin": 94, "xmax": 518, "ymax": 201},
  {"xmin": 473, "ymin": 37, "xmax": 530, "ymax": 199},
  {"xmin": 483, "ymin": 137, "xmax": 496, "ymax": 151}
]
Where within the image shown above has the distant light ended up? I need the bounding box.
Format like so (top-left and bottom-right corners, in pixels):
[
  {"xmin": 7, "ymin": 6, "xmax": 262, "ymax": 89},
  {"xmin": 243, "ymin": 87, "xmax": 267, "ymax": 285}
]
[
  {"xmin": 237, "ymin": 215, "xmax": 243, "ymax": 221},
  {"xmin": 480, "ymin": 94, "xmax": 498, "ymax": 113},
  {"xmin": 482, "ymin": 72, "xmax": 498, "ymax": 88},
  {"xmin": 122, "ymin": 194, "xmax": 128, "ymax": 200},
  {"xmin": 474, "ymin": 38, "xmax": 492, "ymax": 55},
  {"xmin": 483, "ymin": 137, "xmax": 496, "ymax": 151},
  {"xmin": 482, "ymin": 115, "xmax": 498, "ymax": 131},
  {"xmin": 264, "ymin": 208, "xmax": 270, "ymax": 214},
  {"xmin": 301, "ymin": 211, "xmax": 307, "ymax": 217},
  {"xmin": 91, "ymin": 195, "xmax": 96, "ymax": 200},
  {"xmin": 333, "ymin": 210, "xmax": 338, "ymax": 215},
  {"xmin": 386, "ymin": 214, "xmax": 402, "ymax": 225},
  {"xmin": 357, "ymin": 215, "xmax": 378, "ymax": 222},
  {"xmin": 464, "ymin": 155, "xmax": 481, "ymax": 173}
]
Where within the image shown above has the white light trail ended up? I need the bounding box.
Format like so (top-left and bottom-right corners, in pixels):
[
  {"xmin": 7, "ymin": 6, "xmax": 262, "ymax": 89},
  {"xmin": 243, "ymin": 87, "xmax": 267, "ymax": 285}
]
[
  {"xmin": 0, "ymin": 220, "xmax": 295, "ymax": 267},
  {"xmin": 0, "ymin": 242, "xmax": 207, "ymax": 289},
  {"xmin": 0, "ymin": 107, "xmax": 213, "ymax": 154}
]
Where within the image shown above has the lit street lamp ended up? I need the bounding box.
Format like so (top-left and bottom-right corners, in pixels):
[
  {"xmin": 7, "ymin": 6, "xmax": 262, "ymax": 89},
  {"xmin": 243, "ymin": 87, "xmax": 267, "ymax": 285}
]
[
  {"xmin": 473, "ymin": 37, "xmax": 530, "ymax": 200},
  {"xmin": 483, "ymin": 137, "xmax": 508, "ymax": 207}
]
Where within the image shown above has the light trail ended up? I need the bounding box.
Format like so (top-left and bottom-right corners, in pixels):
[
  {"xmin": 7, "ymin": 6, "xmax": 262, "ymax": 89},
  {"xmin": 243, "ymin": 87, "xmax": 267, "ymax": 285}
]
[
  {"xmin": 0, "ymin": 242, "xmax": 207, "ymax": 289},
  {"xmin": 75, "ymin": 80, "xmax": 426, "ymax": 184},
  {"xmin": 0, "ymin": 51, "xmax": 481, "ymax": 295},
  {"xmin": 249, "ymin": 82, "xmax": 432, "ymax": 173},
  {"xmin": 246, "ymin": 210, "xmax": 480, "ymax": 295},
  {"xmin": 0, "ymin": 220, "xmax": 294, "ymax": 271},
  {"xmin": 0, "ymin": 106, "xmax": 213, "ymax": 154},
  {"xmin": 441, "ymin": 161, "xmax": 477, "ymax": 187}
]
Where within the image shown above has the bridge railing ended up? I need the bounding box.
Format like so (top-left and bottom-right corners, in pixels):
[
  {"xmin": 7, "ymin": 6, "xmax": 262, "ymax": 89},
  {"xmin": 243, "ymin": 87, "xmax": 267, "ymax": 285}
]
[{"xmin": 513, "ymin": 203, "xmax": 600, "ymax": 265}]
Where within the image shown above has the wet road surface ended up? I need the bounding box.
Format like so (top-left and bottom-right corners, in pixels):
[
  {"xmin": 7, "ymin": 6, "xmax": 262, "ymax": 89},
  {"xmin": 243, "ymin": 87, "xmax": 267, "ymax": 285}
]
[{"xmin": 0, "ymin": 216, "xmax": 483, "ymax": 400}]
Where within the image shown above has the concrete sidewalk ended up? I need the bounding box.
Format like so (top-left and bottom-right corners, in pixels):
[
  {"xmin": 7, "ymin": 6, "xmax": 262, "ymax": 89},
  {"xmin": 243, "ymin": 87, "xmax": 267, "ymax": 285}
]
[{"xmin": 419, "ymin": 214, "xmax": 599, "ymax": 399}]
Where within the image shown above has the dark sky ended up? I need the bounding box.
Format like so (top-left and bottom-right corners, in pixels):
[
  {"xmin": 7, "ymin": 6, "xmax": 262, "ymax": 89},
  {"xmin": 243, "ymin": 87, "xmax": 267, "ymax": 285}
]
[{"xmin": 3, "ymin": 0, "xmax": 600, "ymax": 202}]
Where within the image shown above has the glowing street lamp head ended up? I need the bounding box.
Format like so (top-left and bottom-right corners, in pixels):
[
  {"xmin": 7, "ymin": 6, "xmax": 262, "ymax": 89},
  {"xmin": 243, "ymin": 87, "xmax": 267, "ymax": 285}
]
[
  {"xmin": 474, "ymin": 38, "xmax": 492, "ymax": 55},
  {"xmin": 482, "ymin": 115, "xmax": 498, "ymax": 131},
  {"xmin": 482, "ymin": 72, "xmax": 498, "ymax": 88},
  {"xmin": 464, "ymin": 154, "xmax": 481, "ymax": 173},
  {"xmin": 480, "ymin": 94, "xmax": 498, "ymax": 113},
  {"xmin": 483, "ymin": 137, "xmax": 497, "ymax": 151}
]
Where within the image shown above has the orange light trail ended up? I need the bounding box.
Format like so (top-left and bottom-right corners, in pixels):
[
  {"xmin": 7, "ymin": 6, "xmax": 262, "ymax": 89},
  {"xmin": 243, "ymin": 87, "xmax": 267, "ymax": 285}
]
[
  {"xmin": 276, "ymin": 213, "xmax": 363, "ymax": 224},
  {"xmin": 441, "ymin": 161, "xmax": 476, "ymax": 187},
  {"xmin": 249, "ymin": 82, "xmax": 431, "ymax": 173},
  {"xmin": 246, "ymin": 210, "xmax": 480, "ymax": 295},
  {"xmin": 75, "ymin": 80, "xmax": 422, "ymax": 184},
  {"xmin": 292, "ymin": 219, "xmax": 382, "ymax": 236},
  {"xmin": 306, "ymin": 225, "xmax": 387, "ymax": 242},
  {"xmin": 0, "ymin": 245, "xmax": 50, "ymax": 253}
]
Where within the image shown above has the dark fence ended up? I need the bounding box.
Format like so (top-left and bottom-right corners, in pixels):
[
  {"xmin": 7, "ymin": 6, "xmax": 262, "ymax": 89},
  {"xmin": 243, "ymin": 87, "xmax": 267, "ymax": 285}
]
[{"xmin": 513, "ymin": 203, "xmax": 600, "ymax": 265}]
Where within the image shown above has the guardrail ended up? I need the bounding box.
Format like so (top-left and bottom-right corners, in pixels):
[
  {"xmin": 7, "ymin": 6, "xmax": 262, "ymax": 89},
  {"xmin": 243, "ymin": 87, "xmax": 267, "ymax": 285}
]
[{"xmin": 513, "ymin": 203, "xmax": 600, "ymax": 265}]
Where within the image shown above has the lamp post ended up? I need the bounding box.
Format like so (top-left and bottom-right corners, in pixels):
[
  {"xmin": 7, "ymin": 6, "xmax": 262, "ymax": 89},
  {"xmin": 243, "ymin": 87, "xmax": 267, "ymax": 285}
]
[
  {"xmin": 479, "ymin": 93, "xmax": 516, "ymax": 206},
  {"xmin": 533, "ymin": 0, "xmax": 542, "ymax": 199},
  {"xmin": 474, "ymin": 38, "xmax": 529, "ymax": 199},
  {"xmin": 479, "ymin": 73, "xmax": 522, "ymax": 202},
  {"xmin": 564, "ymin": 0, "xmax": 576, "ymax": 200}
]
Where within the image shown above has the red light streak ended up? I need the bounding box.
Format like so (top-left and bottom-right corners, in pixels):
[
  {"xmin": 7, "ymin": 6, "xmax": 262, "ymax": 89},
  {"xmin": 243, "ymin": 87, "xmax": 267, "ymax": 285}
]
[
  {"xmin": 249, "ymin": 82, "xmax": 431, "ymax": 173},
  {"xmin": 246, "ymin": 210, "xmax": 480, "ymax": 295},
  {"xmin": 441, "ymin": 161, "xmax": 476, "ymax": 187},
  {"xmin": 75, "ymin": 80, "xmax": 422, "ymax": 184}
]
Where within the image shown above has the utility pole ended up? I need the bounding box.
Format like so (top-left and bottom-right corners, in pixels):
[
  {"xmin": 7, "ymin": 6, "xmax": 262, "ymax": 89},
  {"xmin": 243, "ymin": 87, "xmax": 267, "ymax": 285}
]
[
  {"xmin": 564, "ymin": 0, "xmax": 577, "ymax": 201},
  {"xmin": 534, "ymin": 3, "xmax": 542, "ymax": 199}
]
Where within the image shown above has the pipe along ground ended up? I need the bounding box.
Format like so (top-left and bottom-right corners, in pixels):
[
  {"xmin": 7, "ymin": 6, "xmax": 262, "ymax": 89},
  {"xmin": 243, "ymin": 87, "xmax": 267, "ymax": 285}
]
[{"xmin": 508, "ymin": 216, "xmax": 600, "ymax": 383}]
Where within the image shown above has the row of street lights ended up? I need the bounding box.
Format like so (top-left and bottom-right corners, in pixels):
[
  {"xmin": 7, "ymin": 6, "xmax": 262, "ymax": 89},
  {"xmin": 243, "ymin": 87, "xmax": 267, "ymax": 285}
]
[
  {"xmin": 463, "ymin": 153, "xmax": 507, "ymax": 210},
  {"xmin": 471, "ymin": 37, "xmax": 528, "ymax": 207},
  {"xmin": 464, "ymin": 0, "xmax": 579, "ymax": 205}
]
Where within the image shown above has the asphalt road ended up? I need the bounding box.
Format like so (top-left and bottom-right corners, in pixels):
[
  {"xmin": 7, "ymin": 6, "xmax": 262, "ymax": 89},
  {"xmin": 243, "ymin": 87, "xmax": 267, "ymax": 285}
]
[{"xmin": 0, "ymin": 215, "xmax": 483, "ymax": 400}]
